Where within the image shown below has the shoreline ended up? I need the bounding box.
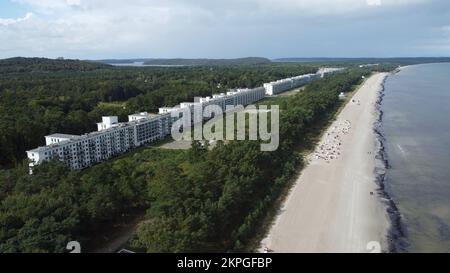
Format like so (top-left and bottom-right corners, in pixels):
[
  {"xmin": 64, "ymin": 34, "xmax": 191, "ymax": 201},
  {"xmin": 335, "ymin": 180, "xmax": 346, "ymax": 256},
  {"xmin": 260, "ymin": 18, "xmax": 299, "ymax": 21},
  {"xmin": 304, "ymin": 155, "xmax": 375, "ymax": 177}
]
[
  {"xmin": 261, "ymin": 73, "xmax": 391, "ymax": 253},
  {"xmin": 372, "ymin": 72, "xmax": 409, "ymax": 252}
]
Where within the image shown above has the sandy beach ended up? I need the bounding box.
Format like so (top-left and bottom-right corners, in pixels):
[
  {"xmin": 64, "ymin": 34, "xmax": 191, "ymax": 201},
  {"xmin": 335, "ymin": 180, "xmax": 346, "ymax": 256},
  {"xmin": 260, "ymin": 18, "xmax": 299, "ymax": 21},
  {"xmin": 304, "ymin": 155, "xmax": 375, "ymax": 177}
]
[{"xmin": 261, "ymin": 73, "xmax": 390, "ymax": 253}]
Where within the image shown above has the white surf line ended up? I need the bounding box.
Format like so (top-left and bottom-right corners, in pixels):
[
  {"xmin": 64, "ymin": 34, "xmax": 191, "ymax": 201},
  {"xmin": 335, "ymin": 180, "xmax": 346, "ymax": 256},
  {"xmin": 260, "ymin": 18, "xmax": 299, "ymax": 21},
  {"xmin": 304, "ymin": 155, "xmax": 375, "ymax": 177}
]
[{"xmin": 397, "ymin": 144, "xmax": 406, "ymax": 156}]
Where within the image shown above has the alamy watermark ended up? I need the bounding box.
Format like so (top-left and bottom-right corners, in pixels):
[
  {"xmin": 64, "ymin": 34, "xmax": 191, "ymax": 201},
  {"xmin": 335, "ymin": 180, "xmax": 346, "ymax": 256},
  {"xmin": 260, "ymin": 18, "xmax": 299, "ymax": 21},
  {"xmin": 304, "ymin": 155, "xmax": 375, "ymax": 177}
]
[{"xmin": 170, "ymin": 104, "xmax": 279, "ymax": 151}]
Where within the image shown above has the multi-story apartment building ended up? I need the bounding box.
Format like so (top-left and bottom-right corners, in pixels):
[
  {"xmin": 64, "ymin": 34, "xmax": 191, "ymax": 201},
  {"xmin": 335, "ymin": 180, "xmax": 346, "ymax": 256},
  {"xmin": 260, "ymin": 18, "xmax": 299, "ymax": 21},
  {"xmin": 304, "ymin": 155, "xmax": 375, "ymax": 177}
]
[
  {"xmin": 263, "ymin": 68, "xmax": 344, "ymax": 96},
  {"xmin": 158, "ymin": 87, "xmax": 266, "ymax": 122},
  {"xmin": 26, "ymin": 70, "xmax": 340, "ymax": 172},
  {"xmin": 27, "ymin": 86, "xmax": 266, "ymax": 173}
]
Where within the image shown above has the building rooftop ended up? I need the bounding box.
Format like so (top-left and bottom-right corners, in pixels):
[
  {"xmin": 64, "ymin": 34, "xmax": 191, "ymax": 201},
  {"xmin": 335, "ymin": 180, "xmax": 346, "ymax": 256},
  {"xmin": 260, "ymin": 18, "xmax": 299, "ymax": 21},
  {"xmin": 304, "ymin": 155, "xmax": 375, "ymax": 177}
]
[
  {"xmin": 129, "ymin": 112, "xmax": 150, "ymax": 117},
  {"xmin": 45, "ymin": 133, "xmax": 80, "ymax": 139}
]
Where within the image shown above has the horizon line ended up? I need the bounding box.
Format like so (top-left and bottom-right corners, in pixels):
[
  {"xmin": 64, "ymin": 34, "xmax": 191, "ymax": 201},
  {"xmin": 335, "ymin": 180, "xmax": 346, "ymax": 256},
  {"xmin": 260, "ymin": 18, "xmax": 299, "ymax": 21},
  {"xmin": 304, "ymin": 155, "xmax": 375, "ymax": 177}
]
[{"xmin": 2, "ymin": 56, "xmax": 450, "ymax": 61}]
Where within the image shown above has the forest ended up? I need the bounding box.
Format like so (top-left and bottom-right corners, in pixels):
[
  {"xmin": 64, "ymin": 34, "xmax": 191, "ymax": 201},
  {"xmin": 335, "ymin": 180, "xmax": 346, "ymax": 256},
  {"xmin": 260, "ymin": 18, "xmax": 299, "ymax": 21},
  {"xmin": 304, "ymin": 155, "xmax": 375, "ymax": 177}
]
[
  {"xmin": 0, "ymin": 57, "xmax": 111, "ymax": 73},
  {"xmin": 0, "ymin": 60, "xmax": 376, "ymax": 252},
  {"xmin": 0, "ymin": 58, "xmax": 317, "ymax": 168}
]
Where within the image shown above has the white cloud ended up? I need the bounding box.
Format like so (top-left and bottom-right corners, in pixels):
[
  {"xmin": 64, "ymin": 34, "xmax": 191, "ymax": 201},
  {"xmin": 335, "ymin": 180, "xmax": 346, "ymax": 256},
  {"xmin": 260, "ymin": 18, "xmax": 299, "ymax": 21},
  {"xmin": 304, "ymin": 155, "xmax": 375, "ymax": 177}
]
[
  {"xmin": 0, "ymin": 0, "xmax": 447, "ymax": 58},
  {"xmin": 0, "ymin": 12, "xmax": 33, "ymax": 26},
  {"xmin": 252, "ymin": 0, "xmax": 427, "ymax": 15},
  {"xmin": 367, "ymin": 0, "xmax": 382, "ymax": 6},
  {"xmin": 66, "ymin": 0, "xmax": 81, "ymax": 6},
  {"xmin": 13, "ymin": 0, "xmax": 81, "ymax": 10}
]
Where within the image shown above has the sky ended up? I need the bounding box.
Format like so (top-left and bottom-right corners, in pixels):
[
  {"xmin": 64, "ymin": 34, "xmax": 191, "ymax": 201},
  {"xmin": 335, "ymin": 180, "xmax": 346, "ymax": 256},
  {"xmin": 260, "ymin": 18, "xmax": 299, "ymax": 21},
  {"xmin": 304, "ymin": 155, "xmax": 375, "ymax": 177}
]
[{"xmin": 1, "ymin": 0, "xmax": 450, "ymax": 59}]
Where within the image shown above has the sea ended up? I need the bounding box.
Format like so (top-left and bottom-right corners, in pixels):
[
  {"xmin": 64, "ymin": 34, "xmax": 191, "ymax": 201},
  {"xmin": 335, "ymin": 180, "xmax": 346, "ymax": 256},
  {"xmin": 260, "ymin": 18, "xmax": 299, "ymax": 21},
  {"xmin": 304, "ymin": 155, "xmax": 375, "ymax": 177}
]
[
  {"xmin": 380, "ymin": 63, "xmax": 450, "ymax": 252},
  {"xmin": 108, "ymin": 61, "xmax": 185, "ymax": 67}
]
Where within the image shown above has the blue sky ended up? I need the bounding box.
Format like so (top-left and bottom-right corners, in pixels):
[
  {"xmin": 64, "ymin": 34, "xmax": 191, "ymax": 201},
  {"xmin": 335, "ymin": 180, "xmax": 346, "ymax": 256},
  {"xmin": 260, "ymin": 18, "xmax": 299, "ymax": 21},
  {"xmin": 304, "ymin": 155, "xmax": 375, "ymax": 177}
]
[
  {"xmin": 1, "ymin": 0, "xmax": 450, "ymax": 59},
  {"xmin": 0, "ymin": 0, "xmax": 28, "ymax": 17}
]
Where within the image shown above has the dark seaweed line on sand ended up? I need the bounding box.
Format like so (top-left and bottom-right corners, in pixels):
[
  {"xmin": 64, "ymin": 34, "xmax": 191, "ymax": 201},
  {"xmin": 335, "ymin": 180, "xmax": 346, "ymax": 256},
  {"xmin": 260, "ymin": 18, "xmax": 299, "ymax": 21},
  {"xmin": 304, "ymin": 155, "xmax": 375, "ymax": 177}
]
[{"xmin": 373, "ymin": 73, "xmax": 409, "ymax": 253}]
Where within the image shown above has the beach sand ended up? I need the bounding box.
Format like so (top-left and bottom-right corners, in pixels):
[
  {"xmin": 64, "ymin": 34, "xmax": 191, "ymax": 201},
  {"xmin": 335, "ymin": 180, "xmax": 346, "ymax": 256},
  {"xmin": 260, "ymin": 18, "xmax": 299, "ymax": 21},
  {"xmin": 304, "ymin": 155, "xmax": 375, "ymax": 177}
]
[{"xmin": 261, "ymin": 73, "xmax": 390, "ymax": 253}]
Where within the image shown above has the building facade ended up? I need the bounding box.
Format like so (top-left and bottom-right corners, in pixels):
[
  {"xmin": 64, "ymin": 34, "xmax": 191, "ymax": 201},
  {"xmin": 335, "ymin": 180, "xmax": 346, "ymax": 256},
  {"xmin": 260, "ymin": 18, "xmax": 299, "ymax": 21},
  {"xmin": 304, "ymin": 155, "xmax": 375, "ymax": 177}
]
[
  {"xmin": 263, "ymin": 68, "xmax": 344, "ymax": 96},
  {"xmin": 27, "ymin": 70, "xmax": 341, "ymax": 172}
]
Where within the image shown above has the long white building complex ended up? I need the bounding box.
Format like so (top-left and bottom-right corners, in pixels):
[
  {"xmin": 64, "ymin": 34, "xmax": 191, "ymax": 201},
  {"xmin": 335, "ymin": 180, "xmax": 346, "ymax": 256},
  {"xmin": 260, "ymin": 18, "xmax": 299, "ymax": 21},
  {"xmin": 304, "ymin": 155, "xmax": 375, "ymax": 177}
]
[
  {"xmin": 26, "ymin": 68, "xmax": 343, "ymax": 172},
  {"xmin": 264, "ymin": 73, "xmax": 319, "ymax": 95},
  {"xmin": 263, "ymin": 67, "xmax": 343, "ymax": 96}
]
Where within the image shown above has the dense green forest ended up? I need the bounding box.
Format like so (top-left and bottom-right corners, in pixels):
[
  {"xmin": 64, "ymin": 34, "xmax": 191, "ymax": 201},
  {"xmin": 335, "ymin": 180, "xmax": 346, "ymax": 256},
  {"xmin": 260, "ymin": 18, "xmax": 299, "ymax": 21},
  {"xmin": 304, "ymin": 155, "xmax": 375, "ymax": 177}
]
[
  {"xmin": 0, "ymin": 66, "xmax": 374, "ymax": 252},
  {"xmin": 0, "ymin": 148, "xmax": 184, "ymax": 252},
  {"xmin": 0, "ymin": 58, "xmax": 317, "ymax": 167},
  {"xmin": 0, "ymin": 57, "xmax": 111, "ymax": 74}
]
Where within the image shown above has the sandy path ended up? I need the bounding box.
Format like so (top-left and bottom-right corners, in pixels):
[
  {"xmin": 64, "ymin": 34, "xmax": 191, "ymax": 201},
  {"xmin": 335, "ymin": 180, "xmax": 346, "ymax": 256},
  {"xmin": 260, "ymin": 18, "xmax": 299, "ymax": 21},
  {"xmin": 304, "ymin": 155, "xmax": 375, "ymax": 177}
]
[{"xmin": 261, "ymin": 73, "xmax": 389, "ymax": 253}]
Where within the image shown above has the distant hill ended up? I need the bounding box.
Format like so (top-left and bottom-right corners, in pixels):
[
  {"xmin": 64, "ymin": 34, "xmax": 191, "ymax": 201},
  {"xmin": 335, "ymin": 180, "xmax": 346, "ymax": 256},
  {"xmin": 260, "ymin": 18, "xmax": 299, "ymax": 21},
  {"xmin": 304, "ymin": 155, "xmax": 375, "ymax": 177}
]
[
  {"xmin": 0, "ymin": 57, "xmax": 111, "ymax": 74},
  {"xmin": 96, "ymin": 57, "xmax": 272, "ymax": 66},
  {"xmin": 274, "ymin": 57, "xmax": 450, "ymax": 65}
]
